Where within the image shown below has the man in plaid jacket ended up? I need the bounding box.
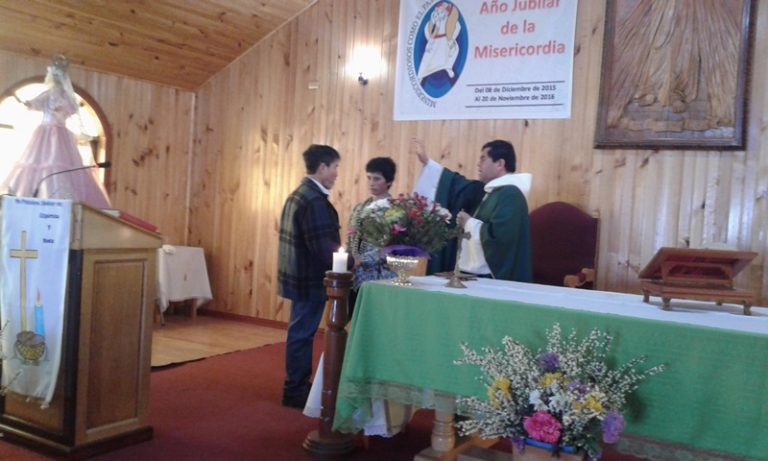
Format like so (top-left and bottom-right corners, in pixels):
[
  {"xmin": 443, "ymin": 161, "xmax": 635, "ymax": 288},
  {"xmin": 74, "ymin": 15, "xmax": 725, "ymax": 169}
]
[{"xmin": 278, "ymin": 144, "xmax": 350, "ymax": 408}]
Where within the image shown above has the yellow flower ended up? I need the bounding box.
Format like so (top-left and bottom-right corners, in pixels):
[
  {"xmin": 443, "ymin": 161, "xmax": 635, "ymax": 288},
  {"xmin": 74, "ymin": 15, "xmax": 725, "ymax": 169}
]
[
  {"xmin": 487, "ymin": 377, "xmax": 510, "ymax": 408},
  {"xmin": 384, "ymin": 208, "xmax": 405, "ymax": 223},
  {"xmin": 539, "ymin": 372, "xmax": 564, "ymax": 388},
  {"xmin": 573, "ymin": 393, "xmax": 605, "ymax": 414}
]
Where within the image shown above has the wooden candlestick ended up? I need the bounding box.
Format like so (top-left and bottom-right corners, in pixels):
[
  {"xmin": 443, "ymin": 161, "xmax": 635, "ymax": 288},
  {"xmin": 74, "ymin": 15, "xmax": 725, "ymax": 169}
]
[{"xmin": 303, "ymin": 271, "xmax": 357, "ymax": 456}]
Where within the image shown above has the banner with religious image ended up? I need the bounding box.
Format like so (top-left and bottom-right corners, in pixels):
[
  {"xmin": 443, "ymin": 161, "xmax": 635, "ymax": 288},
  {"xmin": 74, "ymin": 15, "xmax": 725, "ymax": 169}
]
[
  {"xmin": 394, "ymin": 0, "xmax": 578, "ymax": 120},
  {"xmin": 1, "ymin": 196, "xmax": 71, "ymax": 407}
]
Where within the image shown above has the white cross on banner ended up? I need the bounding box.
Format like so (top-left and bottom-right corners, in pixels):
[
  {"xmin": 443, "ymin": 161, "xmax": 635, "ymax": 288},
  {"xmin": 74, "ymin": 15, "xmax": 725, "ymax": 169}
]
[{"xmin": 1, "ymin": 196, "xmax": 71, "ymax": 407}]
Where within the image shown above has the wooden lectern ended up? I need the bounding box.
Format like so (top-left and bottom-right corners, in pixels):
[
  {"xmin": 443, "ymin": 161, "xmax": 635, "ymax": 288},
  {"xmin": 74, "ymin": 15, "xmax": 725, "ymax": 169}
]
[
  {"xmin": 639, "ymin": 247, "xmax": 757, "ymax": 315},
  {"xmin": 0, "ymin": 203, "xmax": 162, "ymax": 459}
]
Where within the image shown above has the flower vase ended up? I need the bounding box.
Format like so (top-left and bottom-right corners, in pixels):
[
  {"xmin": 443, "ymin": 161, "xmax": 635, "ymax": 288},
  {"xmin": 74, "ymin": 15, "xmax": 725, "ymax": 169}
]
[{"xmin": 512, "ymin": 439, "xmax": 585, "ymax": 461}]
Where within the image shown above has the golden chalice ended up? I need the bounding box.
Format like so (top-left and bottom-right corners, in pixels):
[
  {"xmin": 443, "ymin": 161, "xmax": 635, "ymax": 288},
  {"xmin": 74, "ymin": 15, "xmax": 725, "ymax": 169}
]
[{"xmin": 386, "ymin": 255, "xmax": 421, "ymax": 286}]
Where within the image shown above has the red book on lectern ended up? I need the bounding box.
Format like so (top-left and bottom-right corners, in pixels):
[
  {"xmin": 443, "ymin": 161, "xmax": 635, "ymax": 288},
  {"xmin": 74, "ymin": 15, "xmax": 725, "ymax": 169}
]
[{"xmin": 102, "ymin": 209, "xmax": 158, "ymax": 233}]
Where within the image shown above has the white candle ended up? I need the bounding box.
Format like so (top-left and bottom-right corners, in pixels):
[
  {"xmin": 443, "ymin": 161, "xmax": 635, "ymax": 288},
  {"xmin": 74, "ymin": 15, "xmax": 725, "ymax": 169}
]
[{"xmin": 332, "ymin": 247, "xmax": 348, "ymax": 273}]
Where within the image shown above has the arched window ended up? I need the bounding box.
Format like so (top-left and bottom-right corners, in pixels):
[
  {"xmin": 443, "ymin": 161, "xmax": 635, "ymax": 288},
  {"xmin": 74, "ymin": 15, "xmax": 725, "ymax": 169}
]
[{"xmin": 0, "ymin": 77, "xmax": 111, "ymax": 189}]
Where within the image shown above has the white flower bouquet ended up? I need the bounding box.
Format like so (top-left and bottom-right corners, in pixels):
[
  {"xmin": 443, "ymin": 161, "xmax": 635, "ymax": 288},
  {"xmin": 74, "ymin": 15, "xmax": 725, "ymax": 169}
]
[{"xmin": 454, "ymin": 324, "xmax": 666, "ymax": 459}]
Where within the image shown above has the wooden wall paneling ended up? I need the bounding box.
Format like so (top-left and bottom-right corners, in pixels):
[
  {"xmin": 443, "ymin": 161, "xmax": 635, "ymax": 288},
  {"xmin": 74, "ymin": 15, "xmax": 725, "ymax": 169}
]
[
  {"xmin": 371, "ymin": 1, "xmax": 397, "ymax": 164},
  {"xmin": 355, "ymin": 0, "xmax": 374, "ymax": 191},
  {"xmin": 676, "ymin": 151, "xmax": 697, "ymax": 246},
  {"xmin": 625, "ymin": 153, "xmax": 647, "ymax": 290},
  {"xmin": 270, "ymin": 22, "xmax": 307, "ymax": 321},
  {"xmin": 270, "ymin": 11, "xmax": 320, "ymax": 322},
  {"xmin": 714, "ymin": 154, "xmax": 736, "ymax": 243},
  {"xmin": 746, "ymin": 4, "xmax": 768, "ymax": 301},
  {"xmin": 229, "ymin": 62, "xmax": 252, "ymax": 318},
  {"xmin": 188, "ymin": 80, "xmax": 224, "ymax": 316},
  {"xmin": 108, "ymin": 81, "xmax": 192, "ymax": 244},
  {"xmin": 230, "ymin": 52, "xmax": 254, "ymax": 318},
  {"xmin": 253, "ymin": 44, "xmax": 272, "ymax": 320},
  {"xmin": 263, "ymin": 27, "xmax": 298, "ymax": 320},
  {"xmin": 328, "ymin": 0, "xmax": 355, "ymax": 237},
  {"xmin": 216, "ymin": 70, "xmax": 244, "ymax": 314},
  {"xmin": 727, "ymin": 153, "xmax": 747, "ymax": 247},
  {"xmin": 686, "ymin": 153, "xmax": 709, "ymax": 248},
  {"xmin": 655, "ymin": 153, "xmax": 685, "ymax": 248},
  {"xmin": 568, "ymin": 0, "xmax": 603, "ymax": 212},
  {"xmin": 312, "ymin": 0, "xmax": 332, "ymax": 148},
  {"xmin": 702, "ymin": 154, "xmax": 723, "ymax": 245},
  {"xmin": 585, "ymin": 0, "xmax": 610, "ymax": 288},
  {"xmin": 389, "ymin": 1, "xmax": 417, "ymax": 196},
  {"xmin": 638, "ymin": 153, "xmax": 663, "ymax": 263},
  {"xmin": 596, "ymin": 149, "xmax": 634, "ymax": 292},
  {"xmin": 188, "ymin": 89, "xmax": 211, "ymax": 250}
]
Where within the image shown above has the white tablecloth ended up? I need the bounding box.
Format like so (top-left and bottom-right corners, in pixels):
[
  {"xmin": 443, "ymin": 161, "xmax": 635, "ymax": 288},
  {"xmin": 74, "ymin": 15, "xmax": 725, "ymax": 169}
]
[
  {"xmin": 405, "ymin": 276, "xmax": 768, "ymax": 335},
  {"xmin": 156, "ymin": 245, "xmax": 213, "ymax": 313},
  {"xmin": 304, "ymin": 353, "xmax": 411, "ymax": 437}
]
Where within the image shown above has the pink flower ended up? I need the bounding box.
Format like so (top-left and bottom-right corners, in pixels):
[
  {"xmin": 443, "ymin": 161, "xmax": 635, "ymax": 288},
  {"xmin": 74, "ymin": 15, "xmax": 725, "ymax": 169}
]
[
  {"xmin": 392, "ymin": 223, "xmax": 407, "ymax": 234},
  {"xmin": 347, "ymin": 228, "xmax": 357, "ymax": 236},
  {"xmin": 523, "ymin": 411, "xmax": 562, "ymax": 444}
]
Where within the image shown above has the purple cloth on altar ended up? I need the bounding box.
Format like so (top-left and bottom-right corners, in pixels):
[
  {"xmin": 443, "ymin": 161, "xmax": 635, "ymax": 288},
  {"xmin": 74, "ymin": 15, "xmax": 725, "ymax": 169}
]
[{"xmin": 380, "ymin": 245, "xmax": 430, "ymax": 258}]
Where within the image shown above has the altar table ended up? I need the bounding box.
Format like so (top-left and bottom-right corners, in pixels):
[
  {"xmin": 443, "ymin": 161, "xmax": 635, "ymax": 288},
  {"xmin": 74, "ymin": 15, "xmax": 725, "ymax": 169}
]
[
  {"xmin": 156, "ymin": 245, "xmax": 212, "ymax": 319},
  {"xmin": 334, "ymin": 276, "xmax": 768, "ymax": 460}
]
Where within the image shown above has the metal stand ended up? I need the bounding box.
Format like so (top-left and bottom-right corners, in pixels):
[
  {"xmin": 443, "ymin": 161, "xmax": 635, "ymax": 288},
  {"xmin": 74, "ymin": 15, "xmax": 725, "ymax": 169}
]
[{"xmin": 446, "ymin": 231, "xmax": 471, "ymax": 289}]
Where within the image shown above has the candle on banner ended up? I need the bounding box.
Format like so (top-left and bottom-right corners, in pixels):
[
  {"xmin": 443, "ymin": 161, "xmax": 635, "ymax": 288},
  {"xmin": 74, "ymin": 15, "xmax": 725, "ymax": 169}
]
[
  {"xmin": 332, "ymin": 247, "xmax": 348, "ymax": 273},
  {"xmin": 34, "ymin": 289, "xmax": 45, "ymax": 336}
]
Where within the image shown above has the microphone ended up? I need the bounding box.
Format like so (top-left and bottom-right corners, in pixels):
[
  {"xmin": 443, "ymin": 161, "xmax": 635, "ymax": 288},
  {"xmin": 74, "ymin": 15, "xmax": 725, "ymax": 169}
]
[{"xmin": 33, "ymin": 161, "xmax": 111, "ymax": 198}]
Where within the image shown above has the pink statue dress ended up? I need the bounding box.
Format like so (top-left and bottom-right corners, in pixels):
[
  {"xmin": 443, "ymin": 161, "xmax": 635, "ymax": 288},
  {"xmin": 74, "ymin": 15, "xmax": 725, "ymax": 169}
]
[{"xmin": 0, "ymin": 85, "xmax": 111, "ymax": 209}]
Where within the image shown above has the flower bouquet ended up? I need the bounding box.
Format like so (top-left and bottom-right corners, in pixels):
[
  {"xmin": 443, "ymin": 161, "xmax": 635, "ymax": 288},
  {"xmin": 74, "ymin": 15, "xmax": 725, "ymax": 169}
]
[
  {"xmin": 355, "ymin": 193, "xmax": 456, "ymax": 285},
  {"xmin": 356, "ymin": 192, "xmax": 456, "ymax": 256},
  {"xmin": 454, "ymin": 324, "xmax": 666, "ymax": 460}
]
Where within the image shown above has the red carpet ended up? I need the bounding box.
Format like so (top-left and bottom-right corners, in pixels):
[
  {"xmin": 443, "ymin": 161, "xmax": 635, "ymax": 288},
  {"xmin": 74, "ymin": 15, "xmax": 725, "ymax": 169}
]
[{"xmin": 0, "ymin": 341, "xmax": 643, "ymax": 460}]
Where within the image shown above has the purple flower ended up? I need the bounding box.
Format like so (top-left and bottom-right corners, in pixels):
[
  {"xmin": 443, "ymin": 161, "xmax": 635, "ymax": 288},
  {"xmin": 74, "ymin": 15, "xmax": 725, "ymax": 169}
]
[
  {"xmin": 601, "ymin": 411, "xmax": 624, "ymax": 444},
  {"xmin": 538, "ymin": 352, "xmax": 560, "ymax": 372},
  {"xmin": 567, "ymin": 379, "xmax": 589, "ymax": 395},
  {"xmin": 511, "ymin": 436, "xmax": 526, "ymax": 452}
]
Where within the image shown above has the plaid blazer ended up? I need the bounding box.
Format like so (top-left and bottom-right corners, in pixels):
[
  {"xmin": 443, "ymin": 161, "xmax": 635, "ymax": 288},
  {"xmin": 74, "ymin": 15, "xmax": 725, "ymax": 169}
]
[{"xmin": 277, "ymin": 178, "xmax": 342, "ymax": 302}]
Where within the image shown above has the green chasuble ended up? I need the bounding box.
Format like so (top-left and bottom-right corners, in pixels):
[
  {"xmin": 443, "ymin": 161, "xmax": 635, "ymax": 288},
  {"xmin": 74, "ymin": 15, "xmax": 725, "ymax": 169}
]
[
  {"xmin": 473, "ymin": 185, "xmax": 532, "ymax": 282},
  {"xmin": 431, "ymin": 168, "xmax": 532, "ymax": 281},
  {"xmin": 428, "ymin": 169, "xmax": 485, "ymax": 274}
]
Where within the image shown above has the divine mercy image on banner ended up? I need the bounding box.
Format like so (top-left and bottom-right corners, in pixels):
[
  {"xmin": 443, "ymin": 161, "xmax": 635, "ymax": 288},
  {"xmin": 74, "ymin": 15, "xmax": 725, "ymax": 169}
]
[{"xmin": 394, "ymin": 0, "xmax": 578, "ymax": 120}]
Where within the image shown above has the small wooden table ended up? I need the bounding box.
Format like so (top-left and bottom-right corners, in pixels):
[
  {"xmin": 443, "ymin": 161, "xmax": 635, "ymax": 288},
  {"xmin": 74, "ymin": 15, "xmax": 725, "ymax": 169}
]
[{"xmin": 639, "ymin": 247, "xmax": 757, "ymax": 315}]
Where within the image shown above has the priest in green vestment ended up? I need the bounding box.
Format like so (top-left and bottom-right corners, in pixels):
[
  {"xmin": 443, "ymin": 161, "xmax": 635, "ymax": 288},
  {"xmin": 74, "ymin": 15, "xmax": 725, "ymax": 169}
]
[{"xmin": 412, "ymin": 138, "xmax": 533, "ymax": 282}]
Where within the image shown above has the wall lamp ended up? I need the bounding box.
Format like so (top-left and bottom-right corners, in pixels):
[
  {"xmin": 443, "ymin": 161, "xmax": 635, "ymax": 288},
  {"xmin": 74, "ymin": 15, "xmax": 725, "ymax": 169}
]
[{"xmin": 348, "ymin": 46, "xmax": 384, "ymax": 87}]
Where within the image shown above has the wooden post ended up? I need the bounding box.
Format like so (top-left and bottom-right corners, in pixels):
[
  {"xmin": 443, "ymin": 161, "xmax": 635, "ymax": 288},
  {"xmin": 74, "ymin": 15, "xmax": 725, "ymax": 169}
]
[{"xmin": 303, "ymin": 271, "xmax": 357, "ymax": 456}]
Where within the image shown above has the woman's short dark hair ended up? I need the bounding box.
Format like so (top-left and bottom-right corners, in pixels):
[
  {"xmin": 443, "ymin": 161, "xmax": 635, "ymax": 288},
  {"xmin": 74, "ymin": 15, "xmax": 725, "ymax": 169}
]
[
  {"xmin": 482, "ymin": 140, "xmax": 516, "ymax": 173},
  {"xmin": 365, "ymin": 157, "xmax": 397, "ymax": 184},
  {"xmin": 303, "ymin": 144, "xmax": 340, "ymax": 174}
]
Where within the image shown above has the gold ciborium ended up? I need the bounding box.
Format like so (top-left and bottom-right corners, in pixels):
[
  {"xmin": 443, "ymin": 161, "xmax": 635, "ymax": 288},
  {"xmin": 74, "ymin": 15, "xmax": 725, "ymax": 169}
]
[{"xmin": 386, "ymin": 255, "xmax": 421, "ymax": 286}]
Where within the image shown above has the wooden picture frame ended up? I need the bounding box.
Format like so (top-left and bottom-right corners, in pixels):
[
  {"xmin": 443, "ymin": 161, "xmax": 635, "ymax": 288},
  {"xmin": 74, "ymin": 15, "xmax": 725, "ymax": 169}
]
[{"xmin": 594, "ymin": 0, "xmax": 754, "ymax": 150}]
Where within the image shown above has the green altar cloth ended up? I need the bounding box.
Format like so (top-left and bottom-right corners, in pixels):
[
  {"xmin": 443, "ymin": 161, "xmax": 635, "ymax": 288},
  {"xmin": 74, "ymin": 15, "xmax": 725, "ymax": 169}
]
[{"xmin": 334, "ymin": 278, "xmax": 768, "ymax": 460}]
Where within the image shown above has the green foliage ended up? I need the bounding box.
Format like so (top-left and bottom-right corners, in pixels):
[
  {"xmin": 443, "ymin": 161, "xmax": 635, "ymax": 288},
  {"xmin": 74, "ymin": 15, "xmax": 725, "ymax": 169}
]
[{"xmin": 354, "ymin": 193, "xmax": 458, "ymax": 253}]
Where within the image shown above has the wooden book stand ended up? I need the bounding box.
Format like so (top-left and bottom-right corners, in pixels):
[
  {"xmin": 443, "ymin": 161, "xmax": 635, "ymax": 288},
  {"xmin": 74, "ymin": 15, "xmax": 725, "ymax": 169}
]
[{"xmin": 639, "ymin": 247, "xmax": 757, "ymax": 315}]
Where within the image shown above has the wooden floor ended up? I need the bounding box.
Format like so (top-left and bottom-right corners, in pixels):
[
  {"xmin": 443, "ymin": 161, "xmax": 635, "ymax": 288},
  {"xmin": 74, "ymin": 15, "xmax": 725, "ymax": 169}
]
[{"xmin": 151, "ymin": 311, "xmax": 287, "ymax": 367}]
